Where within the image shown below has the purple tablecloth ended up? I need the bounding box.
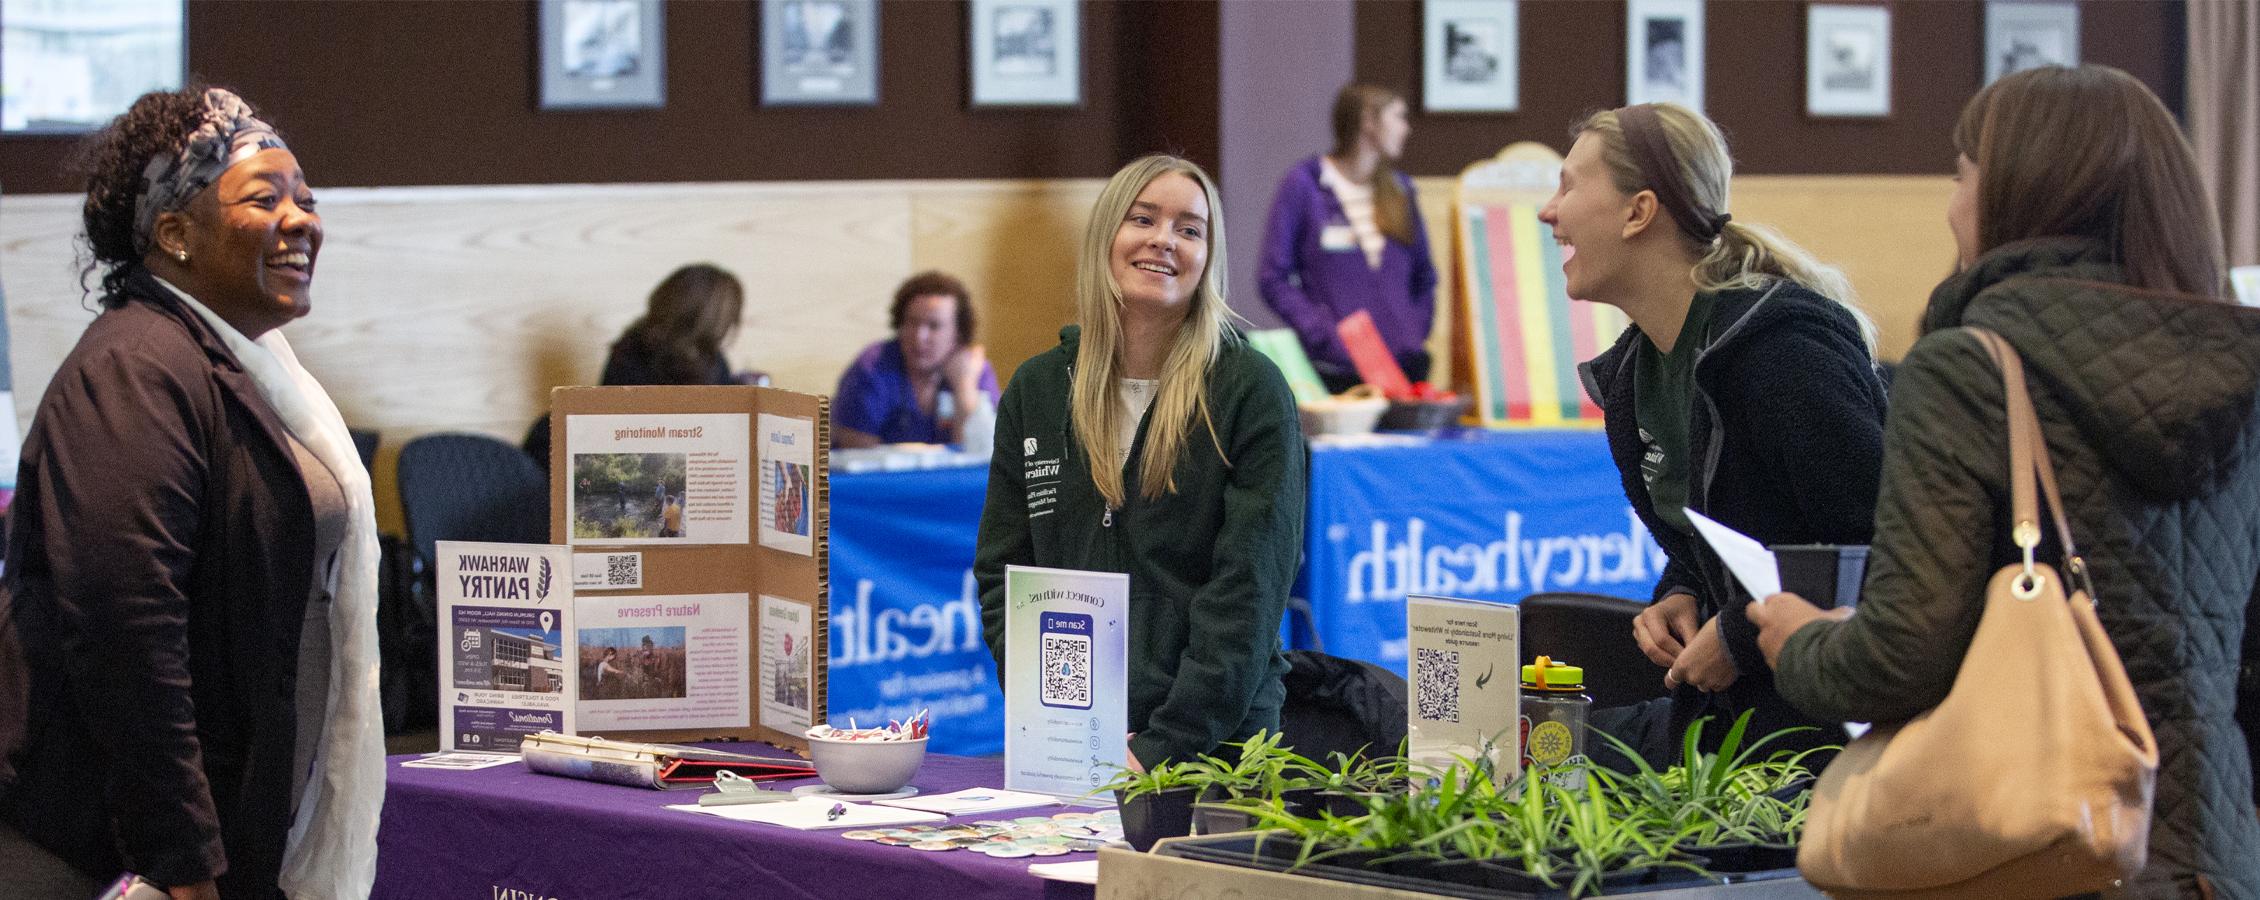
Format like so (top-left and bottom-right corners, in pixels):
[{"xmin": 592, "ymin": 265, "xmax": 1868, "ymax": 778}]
[{"xmin": 375, "ymin": 748, "xmax": 1097, "ymax": 900}]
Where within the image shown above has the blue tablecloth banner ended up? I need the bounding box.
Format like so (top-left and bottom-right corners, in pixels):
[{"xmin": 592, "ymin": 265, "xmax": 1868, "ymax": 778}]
[
  {"xmin": 828, "ymin": 465, "xmax": 1004, "ymax": 757},
  {"xmin": 1296, "ymin": 431, "xmax": 1662, "ymax": 674}
]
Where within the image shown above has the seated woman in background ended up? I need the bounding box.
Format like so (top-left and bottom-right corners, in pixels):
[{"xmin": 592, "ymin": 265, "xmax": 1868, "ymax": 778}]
[
  {"xmin": 1542, "ymin": 102, "xmax": 1888, "ymax": 767},
  {"xmin": 832, "ymin": 270, "xmax": 999, "ymax": 448},
  {"xmin": 525, "ymin": 263, "xmax": 750, "ymax": 469},
  {"xmin": 599, "ymin": 263, "xmax": 748, "ymax": 386},
  {"xmin": 0, "ymin": 86, "xmax": 383, "ymax": 899},
  {"xmin": 1753, "ymin": 65, "xmax": 2258, "ymax": 896}
]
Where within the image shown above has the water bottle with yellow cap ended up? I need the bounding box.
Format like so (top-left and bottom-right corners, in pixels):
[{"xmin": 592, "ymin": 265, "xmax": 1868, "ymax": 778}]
[{"xmin": 1519, "ymin": 656, "xmax": 1591, "ymax": 789}]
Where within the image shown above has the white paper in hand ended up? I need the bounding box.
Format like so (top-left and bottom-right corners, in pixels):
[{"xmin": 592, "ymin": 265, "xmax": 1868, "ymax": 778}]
[{"xmin": 1684, "ymin": 509, "xmax": 1781, "ymax": 602}]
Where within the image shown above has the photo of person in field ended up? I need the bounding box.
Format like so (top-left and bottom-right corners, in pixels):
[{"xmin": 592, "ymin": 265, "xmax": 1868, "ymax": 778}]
[{"xmin": 577, "ymin": 627, "xmax": 688, "ymax": 700}]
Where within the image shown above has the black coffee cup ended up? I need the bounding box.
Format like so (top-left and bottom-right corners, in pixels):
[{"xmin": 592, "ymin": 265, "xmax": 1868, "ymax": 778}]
[{"xmin": 1771, "ymin": 544, "xmax": 1868, "ymax": 609}]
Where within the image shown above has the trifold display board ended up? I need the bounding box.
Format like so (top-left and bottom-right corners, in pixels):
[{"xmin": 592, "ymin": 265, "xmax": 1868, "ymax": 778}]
[
  {"xmin": 1450, "ymin": 142, "xmax": 1631, "ymax": 428},
  {"xmin": 548, "ymin": 385, "xmax": 829, "ymax": 756}
]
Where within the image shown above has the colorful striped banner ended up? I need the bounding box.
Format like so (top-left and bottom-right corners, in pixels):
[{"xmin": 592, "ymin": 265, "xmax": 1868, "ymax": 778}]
[{"xmin": 1457, "ymin": 201, "xmax": 1629, "ymax": 428}]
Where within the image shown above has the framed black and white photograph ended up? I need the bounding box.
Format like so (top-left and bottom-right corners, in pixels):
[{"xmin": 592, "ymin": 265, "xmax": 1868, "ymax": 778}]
[
  {"xmin": 761, "ymin": 0, "xmax": 877, "ymax": 105},
  {"xmin": 2, "ymin": 0, "xmax": 184, "ymax": 134},
  {"xmin": 1985, "ymin": 1, "xmax": 2078, "ymax": 85},
  {"xmin": 1626, "ymin": 0, "xmax": 1704, "ymax": 113},
  {"xmin": 538, "ymin": 0, "xmax": 665, "ymax": 110},
  {"xmin": 969, "ymin": 0, "xmax": 1080, "ymax": 107},
  {"xmin": 1806, "ymin": 4, "xmax": 1890, "ymax": 118},
  {"xmin": 1422, "ymin": 0, "xmax": 1518, "ymax": 113}
]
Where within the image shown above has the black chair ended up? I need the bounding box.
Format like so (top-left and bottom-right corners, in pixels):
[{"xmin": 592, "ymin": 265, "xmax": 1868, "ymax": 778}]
[
  {"xmin": 1277, "ymin": 650, "xmax": 1408, "ymax": 763},
  {"xmin": 349, "ymin": 427, "xmax": 380, "ymax": 474},
  {"xmin": 1518, "ymin": 591, "xmax": 1669, "ymax": 709},
  {"xmin": 397, "ymin": 432, "xmax": 551, "ymax": 573},
  {"xmin": 385, "ymin": 433, "xmax": 550, "ymax": 734}
]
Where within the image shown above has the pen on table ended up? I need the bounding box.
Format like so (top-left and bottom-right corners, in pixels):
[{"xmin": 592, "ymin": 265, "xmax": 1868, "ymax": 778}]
[{"xmin": 827, "ymin": 802, "xmax": 846, "ymax": 822}]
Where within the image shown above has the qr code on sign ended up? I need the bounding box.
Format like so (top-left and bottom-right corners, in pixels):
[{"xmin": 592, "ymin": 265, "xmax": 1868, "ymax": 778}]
[
  {"xmin": 1039, "ymin": 634, "xmax": 1092, "ymax": 709},
  {"xmin": 1414, "ymin": 648, "xmax": 1461, "ymax": 723},
  {"xmin": 604, "ymin": 554, "xmax": 640, "ymax": 587}
]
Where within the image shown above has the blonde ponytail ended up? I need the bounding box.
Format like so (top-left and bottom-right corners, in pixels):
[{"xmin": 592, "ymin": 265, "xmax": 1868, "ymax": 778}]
[
  {"xmin": 1578, "ymin": 104, "xmax": 1878, "ymax": 358},
  {"xmin": 1697, "ymin": 220, "xmax": 1877, "ymax": 356}
]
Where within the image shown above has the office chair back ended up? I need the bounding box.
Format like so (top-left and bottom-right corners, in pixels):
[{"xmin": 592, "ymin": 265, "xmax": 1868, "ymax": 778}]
[{"xmin": 1518, "ymin": 591, "xmax": 1669, "ymax": 709}]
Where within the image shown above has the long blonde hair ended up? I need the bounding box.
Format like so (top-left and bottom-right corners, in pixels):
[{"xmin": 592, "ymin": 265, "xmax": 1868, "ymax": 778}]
[
  {"xmin": 1576, "ymin": 105, "xmax": 1879, "ymax": 355},
  {"xmin": 1071, "ymin": 155, "xmax": 1235, "ymax": 509}
]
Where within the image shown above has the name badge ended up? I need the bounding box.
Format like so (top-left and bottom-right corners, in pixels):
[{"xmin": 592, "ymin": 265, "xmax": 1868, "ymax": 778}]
[{"xmin": 1319, "ymin": 225, "xmax": 1357, "ymax": 252}]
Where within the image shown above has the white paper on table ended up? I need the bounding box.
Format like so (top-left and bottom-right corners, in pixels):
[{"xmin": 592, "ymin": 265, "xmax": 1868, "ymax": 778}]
[
  {"xmin": 1684, "ymin": 509, "xmax": 1781, "ymax": 601},
  {"xmin": 666, "ymin": 797, "xmax": 947, "ymax": 830},
  {"xmin": 874, "ymin": 787, "xmax": 1060, "ymax": 816},
  {"xmin": 1028, "ymin": 860, "xmax": 1100, "ymax": 884},
  {"xmin": 398, "ymin": 751, "xmax": 520, "ymax": 771}
]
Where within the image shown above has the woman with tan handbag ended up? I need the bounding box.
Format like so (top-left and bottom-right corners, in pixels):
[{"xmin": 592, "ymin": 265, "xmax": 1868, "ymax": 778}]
[{"xmin": 1752, "ymin": 65, "xmax": 2259, "ymax": 898}]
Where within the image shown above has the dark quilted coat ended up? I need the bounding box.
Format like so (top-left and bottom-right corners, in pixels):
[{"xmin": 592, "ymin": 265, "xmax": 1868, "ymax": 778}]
[{"xmin": 1776, "ymin": 238, "xmax": 2260, "ymax": 897}]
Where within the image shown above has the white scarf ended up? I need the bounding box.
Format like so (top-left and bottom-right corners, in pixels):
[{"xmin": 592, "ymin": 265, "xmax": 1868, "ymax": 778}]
[{"xmin": 158, "ymin": 279, "xmax": 384, "ymax": 899}]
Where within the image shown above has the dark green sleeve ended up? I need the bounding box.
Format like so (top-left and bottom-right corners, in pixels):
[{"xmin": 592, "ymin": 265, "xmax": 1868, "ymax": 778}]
[
  {"xmin": 1130, "ymin": 359, "xmax": 1307, "ymax": 767},
  {"xmin": 1775, "ymin": 330, "xmax": 2002, "ymax": 723},
  {"xmin": 975, "ymin": 374, "xmax": 1034, "ymax": 679}
]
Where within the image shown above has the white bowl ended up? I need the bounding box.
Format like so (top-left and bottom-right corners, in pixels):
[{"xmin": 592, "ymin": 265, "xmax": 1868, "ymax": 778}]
[{"xmin": 807, "ymin": 734, "xmax": 928, "ymax": 794}]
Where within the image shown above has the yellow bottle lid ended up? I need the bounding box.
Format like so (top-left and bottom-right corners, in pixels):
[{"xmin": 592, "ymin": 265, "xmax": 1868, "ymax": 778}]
[{"xmin": 1520, "ymin": 656, "xmax": 1585, "ymax": 691}]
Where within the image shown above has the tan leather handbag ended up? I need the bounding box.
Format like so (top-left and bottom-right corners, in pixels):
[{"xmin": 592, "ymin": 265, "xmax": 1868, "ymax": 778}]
[{"xmin": 1796, "ymin": 328, "xmax": 2158, "ymax": 898}]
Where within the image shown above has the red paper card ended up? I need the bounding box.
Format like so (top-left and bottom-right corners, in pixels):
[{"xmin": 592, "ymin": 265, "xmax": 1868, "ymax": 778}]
[{"xmin": 1336, "ymin": 310, "xmax": 1415, "ymax": 399}]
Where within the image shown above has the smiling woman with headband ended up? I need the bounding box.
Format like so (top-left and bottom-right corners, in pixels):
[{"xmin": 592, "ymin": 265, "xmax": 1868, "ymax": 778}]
[
  {"xmin": 0, "ymin": 87, "xmax": 382, "ymax": 899},
  {"xmin": 1537, "ymin": 103, "xmax": 1888, "ymax": 768}
]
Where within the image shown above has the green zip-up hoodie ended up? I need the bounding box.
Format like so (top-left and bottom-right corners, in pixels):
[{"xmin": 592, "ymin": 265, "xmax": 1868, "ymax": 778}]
[{"xmin": 976, "ymin": 325, "xmax": 1306, "ymax": 768}]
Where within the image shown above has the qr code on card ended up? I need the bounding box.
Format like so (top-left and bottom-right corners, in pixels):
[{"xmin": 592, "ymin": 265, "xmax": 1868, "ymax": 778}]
[
  {"xmin": 1039, "ymin": 633, "xmax": 1092, "ymax": 709},
  {"xmin": 604, "ymin": 553, "xmax": 640, "ymax": 587},
  {"xmin": 1414, "ymin": 648, "xmax": 1461, "ymax": 723}
]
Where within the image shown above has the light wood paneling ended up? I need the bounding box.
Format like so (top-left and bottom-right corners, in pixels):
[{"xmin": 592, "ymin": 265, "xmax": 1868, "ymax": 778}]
[{"xmin": 1413, "ymin": 173, "xmax": 1956, "ymax": 371}]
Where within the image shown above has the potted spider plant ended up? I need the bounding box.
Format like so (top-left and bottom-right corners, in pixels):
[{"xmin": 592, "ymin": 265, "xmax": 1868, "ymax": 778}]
[
  {"xmin": 1177, "ymin": 731, "xmax": 1318, "ymax": 835},
  {"xmin": 1098, "ymin": 757, "xmax": 1198, "ymax": 852}
]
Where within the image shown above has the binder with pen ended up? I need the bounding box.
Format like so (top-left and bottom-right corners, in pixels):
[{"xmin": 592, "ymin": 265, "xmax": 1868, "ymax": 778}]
[{"xmin": 519, "ymin": 732, "xmax": 814, "ymax": 790}]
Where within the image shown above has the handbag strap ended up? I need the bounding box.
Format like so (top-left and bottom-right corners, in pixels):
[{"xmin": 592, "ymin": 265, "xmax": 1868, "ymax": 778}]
[{"xmin": 1964, "ymin": 327, "xmax": 2096, "ymax": 601}]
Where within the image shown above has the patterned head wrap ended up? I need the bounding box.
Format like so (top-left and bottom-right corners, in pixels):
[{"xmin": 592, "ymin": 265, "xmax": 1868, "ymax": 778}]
[
  {"xmin": 1616, "ymin": 104, "xmax": 1730, "ymax": 245},
  {"xmin": 132, "ymin": 88, "xmax": 288, "ymax": 255}
]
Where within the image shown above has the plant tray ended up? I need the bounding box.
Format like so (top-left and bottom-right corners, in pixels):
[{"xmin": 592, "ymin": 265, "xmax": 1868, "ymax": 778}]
[{"xmin": 1120, "ymin": 833, "xmax": 1818, "ymax": 899}]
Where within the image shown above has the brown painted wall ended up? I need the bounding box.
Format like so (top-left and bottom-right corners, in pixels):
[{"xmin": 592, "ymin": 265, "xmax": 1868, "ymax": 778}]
[
  {"xmin": 0, "ymin": 0, "xmax": 1222, "ymax": 195},
  {"xmin": 1358, "ymin": 0, "xmax": 2183, "ymax": 177}
]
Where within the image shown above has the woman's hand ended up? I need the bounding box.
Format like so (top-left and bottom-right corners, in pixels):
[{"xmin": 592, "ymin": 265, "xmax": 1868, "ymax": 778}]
[
  {"xmin": 168, "ymin": 881, "xmax": 220, "ymax": 900},
  {"xmin": 1748, "ymin": 593, "xmax": 1855, "ymax": 670},
  {"xmin": 1664, "ymin": 615, "xmax": 1739, "ymax": 692},
  {"xmin": 945, "ymin": 344, "xmax": 989, "ymax": 398},
  {"xmin": 1633, "ymin": 592, "xmax": 1700, "ymax": 668},
  {"xmin": 1125, "ymin": 733, "xmax": 1145, "ymax": 774}
]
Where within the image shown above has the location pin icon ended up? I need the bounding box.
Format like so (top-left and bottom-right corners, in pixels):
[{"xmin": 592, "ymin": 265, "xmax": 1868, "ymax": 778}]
[{"xmin": 540, "ymin": 611, "xmax": 555, "ymax": 633}]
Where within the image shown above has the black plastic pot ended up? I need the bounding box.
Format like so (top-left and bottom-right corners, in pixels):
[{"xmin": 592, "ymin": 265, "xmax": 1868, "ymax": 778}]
[
  {"xmin": 1116, "ymin": 786, "xmax": 1195, "ymax": 851},
  {"xmin": 1678, "ymin": 841, "xmax": 1797, "ymax": 874},
  {"xmin": 1191, "ymin": 785, "xmax": 1264, "ymax": 835}
]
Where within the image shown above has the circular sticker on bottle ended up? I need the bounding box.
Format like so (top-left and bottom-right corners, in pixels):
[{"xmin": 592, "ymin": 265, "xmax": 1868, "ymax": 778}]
[{"xmin": 1528, "ymin": 720, "xmax": 1574, "ymax": 767}]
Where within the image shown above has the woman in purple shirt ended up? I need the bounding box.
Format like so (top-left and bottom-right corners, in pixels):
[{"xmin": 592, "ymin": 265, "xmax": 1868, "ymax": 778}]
[
  {"xmin": 833, "ymin": 271, "xmax": 1000, "ymax": 447},
  {"xmin": 1259, "ymin": 84, "xmax": 1440, "ymax": 393}
]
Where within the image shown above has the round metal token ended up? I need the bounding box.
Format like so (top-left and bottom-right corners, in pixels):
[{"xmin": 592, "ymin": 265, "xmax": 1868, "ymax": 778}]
[
  {"xmin": 983, "ymin": 847, "xmax": 1035, "ymax": 859},
  {"xmin": 1028, "ymin": 845, "xmax": 1071, "ymax": 856},
  {"xmin": 839, "ymin": 830, "xmax": 883, "ymax": 841},
  {"xmin": 875, "ymin": 836, "xmax": 915, "ymax": 846},
  {"xmin": 910, "ymin": 841, "xmax": 957, "ymax": 852}
]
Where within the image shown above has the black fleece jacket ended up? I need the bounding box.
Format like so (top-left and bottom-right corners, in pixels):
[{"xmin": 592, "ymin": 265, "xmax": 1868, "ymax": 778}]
[{"xmin": 1580, "ymin": 280, "xmax": 1888, "ymax": 743}]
